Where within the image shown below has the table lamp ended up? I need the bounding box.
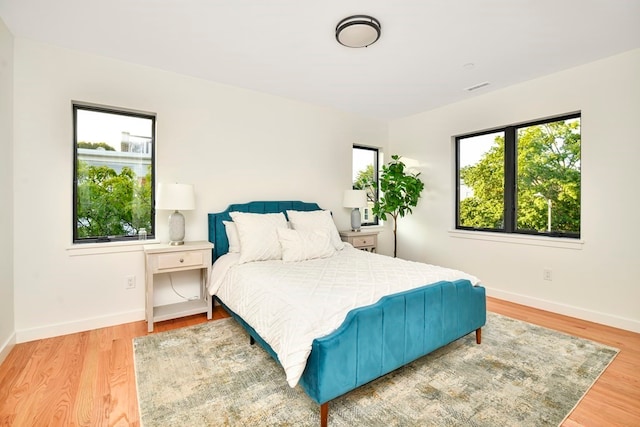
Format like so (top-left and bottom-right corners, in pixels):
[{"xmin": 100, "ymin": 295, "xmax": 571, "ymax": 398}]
[
  {"xmin": 156, "ymin": 183, "xmax": 195, "ymax": 245},
  {"xmin": 343, "ymin": 189, "xmax": 367, "ymax": 231}
]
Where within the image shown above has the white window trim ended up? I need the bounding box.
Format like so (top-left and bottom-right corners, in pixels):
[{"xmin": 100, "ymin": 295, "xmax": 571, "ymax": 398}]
[
  {"xmin": 66, "ymin": 239, "xmax": 160, "ymax": 256},
  {"xmin": 448, "ymin": 229, "xmax": 584, "ymax": 250}
]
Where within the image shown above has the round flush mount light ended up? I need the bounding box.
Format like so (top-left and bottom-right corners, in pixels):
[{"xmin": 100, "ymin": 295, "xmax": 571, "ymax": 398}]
[{"xmin": 336, "ymin": 15, "xmax": 381, "ymax": 48}]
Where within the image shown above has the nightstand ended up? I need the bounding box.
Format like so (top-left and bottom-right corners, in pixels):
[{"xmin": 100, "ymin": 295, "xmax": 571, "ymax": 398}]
[
  {"xmin": 143, "ymin": 240, "xmax": 213, "ymax": 332},
  {"xmin": 340, "ymin": 230, "xmax": 379, "ymax": 252}
]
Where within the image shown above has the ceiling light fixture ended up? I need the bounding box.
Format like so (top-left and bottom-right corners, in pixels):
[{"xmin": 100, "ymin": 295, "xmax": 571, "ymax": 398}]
[{"xmin": 335, "ymin": 15, "xmax": 381, "ymax": 48}]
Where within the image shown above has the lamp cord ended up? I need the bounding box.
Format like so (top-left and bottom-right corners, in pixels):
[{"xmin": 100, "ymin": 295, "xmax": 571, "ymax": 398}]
[{"xmin": 168, "ymin": 273, "xmax": 190, "ymax": 301}]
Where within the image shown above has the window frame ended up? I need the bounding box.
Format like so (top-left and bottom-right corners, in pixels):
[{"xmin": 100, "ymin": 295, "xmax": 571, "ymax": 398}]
[
  {"xmin": 72, "ymin": 103, "xmax": 156, "ymax": 244},
  {"xmin": 352, "ymin": 144, "xmax": 380, "ymax": 227},
  {"xmin": 455, "ymin": 112, "xmax": 581, "ymax": 239}
]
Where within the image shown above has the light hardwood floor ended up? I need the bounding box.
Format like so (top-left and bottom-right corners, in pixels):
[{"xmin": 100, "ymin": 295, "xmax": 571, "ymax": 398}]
[{"xmin": 1, "ymin": 298, "xmax": 638, "ymax": 426}]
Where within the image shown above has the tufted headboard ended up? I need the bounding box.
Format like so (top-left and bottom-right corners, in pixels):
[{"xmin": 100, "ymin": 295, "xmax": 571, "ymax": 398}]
[{"xmin": 207, "ymin": 200, "xmax": 321, "ymax": 261}]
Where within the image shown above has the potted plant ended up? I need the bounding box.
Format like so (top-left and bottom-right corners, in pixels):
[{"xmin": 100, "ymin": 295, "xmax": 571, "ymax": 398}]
[{"xmin": 372, "ymin": 155, "xmax": 425, "ymax": 257}]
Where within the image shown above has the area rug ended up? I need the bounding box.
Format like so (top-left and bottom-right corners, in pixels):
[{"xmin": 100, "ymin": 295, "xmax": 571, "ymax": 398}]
[{"xmin": 133, "ymin": 312, "xmax": 618, "ymax": 426}]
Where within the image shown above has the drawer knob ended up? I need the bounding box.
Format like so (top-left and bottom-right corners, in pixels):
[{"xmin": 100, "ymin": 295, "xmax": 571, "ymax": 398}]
[{"xmin": 179, "ymin": 258, "xmax": 184, "ymax": 263}]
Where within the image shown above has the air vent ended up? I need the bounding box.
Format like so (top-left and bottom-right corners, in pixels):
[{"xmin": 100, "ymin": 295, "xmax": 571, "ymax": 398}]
[{"xmin": 465, "ymin": 81, "xmax": 490, "ymax": 92}]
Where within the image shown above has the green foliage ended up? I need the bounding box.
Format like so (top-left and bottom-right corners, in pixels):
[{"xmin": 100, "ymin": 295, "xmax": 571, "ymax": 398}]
[
  {"xmin": 372, "ymin": 155, "xmax": 425, "ymax": 257},
  {"xmin": 76, "ymin": 161, "xmax": 152, "ymax": 239},
  {"xmin": 353, "ymin": 164, "xmax": 376, "ymax": 203},
  {"xmin": 459, "ymin": 119, "xmax": 580, "ymax": 234},
  {"xmin": 459, "ymin": 136, "xmax": 505, "ymax": 229},
  {"xmin": 77, "ymin": 141, "xmax": 116, "ymax": 151}
]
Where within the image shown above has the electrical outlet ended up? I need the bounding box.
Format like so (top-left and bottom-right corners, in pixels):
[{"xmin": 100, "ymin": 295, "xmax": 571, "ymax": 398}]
[
  {"xmin": 125, "ymin": 275, "xmax": 136, "ymax": 289},
  {"xmin": 543, "ymin": 269, "xmax": 552, "ymax": 281}
]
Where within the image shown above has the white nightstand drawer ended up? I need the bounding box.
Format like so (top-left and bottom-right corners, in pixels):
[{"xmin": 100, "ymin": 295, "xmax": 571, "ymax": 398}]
[
  {"xmin": 339, "ymin": 230, "xmax": 379, "ymax": 252},
  {"xmin": 156, "ymin": 251, "xmax": 204, "ymax": 270},
  {"xmin": 353, "ymin": 236, "xmax": 375, "ymax": 247}
]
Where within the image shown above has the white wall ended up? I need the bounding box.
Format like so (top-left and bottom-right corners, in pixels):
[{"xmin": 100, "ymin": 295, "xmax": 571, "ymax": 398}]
[
  {"xmin": 10, "ymin": 35, "xmax": 638, "ymax": 342},
  {"xmin": 389, "ymin": 49, "xmax": 640, "ymax": 332},
  {"xmin": 0, "ymin": 18, "xmax": 15, "ymax": 363},
  {"xmin": 12, "ymin": 38, "xmax": 388, "ymax": 342}
]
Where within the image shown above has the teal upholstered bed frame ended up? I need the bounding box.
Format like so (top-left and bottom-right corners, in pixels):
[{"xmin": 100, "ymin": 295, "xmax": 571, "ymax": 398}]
[{"xmin": 208, "ymin": 201, "xmax": 486, "ymax": 426}]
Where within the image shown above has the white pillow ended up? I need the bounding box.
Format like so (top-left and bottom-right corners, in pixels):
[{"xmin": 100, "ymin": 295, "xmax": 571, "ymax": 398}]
[
  {"xmin": 229, "ymin": 212, "xmax": 288, "ymax": 264},
  {"xmin": 286, "ymin": 209, "xmax": 345, "ymax": 250},
  {"xmin": 223, "ymin": 220, "xmax": 240, "ymax": 253},
  {"xmin": 277, "ymin": 228, "xmax": 335, "ymax": 262}
]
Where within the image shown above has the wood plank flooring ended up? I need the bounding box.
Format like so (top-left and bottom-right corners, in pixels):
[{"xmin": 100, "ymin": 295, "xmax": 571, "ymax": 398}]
[{"xmin": 0, "ymin": 298, "xmax": 638, "ymax": 426}]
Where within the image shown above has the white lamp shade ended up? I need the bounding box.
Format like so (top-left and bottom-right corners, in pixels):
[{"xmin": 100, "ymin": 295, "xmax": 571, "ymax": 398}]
[
  {"xmin": 343, "ymin": 190, "xmax": 367, "ymax": 208},
  {"xmin": 156, "ymin": 183, "xmax": 195, "ymax": 211}
]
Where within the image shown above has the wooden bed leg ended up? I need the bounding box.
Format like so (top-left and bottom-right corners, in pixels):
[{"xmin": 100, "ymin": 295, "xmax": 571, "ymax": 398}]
[
  {"xmin": 320, "ymin": 402, "xmax": 328, "ymax": 427},
  {"xmin": 250, "ymin": 336, "xmax": 255, "ymax": 345},
  {"xmin": 476, "ymin": 327, "xmax": 482, "ymax": 344}
]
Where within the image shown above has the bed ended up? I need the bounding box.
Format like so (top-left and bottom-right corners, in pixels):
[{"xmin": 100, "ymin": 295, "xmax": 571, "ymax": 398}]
[{"xmin": 208, "ymin": 201, "xmax": 486, "ymax": 426}]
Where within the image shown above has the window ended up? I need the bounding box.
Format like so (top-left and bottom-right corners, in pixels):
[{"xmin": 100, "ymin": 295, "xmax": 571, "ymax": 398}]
[
  {"xmin": 352, "ymin": 145, "xmax": 379, "ymax": 226},
  {"xmin": 456, "ymin": 113, "xmax": 580, "ymax": 238},
  {"xmin": 73, "ymin": 104, "xmax": 156, "ymax": 243}
]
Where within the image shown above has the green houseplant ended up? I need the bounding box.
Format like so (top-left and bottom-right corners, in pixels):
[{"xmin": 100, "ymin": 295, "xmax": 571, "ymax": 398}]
[{"xmin": 372, "ymin": 155, "xmax": 425, "ymax": 258}]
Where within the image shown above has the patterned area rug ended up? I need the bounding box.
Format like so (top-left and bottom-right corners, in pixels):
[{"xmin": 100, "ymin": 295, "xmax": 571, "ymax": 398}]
[{"xmin": 133, "ymin": 312, "xmax": 617, "ymax": 426}]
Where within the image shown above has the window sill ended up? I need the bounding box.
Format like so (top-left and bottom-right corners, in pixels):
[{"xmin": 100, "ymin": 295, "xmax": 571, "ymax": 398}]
[
  {"xmin": 66, "ymin": 239, "xmax": 160, "ymax": 257},
  {"xmin": 360, "ymin": 225, "xmax": 384, "ymax": 231},
  {"xmin": 448, "ymin": 229, "xmax": 584, "ymax": 250}
]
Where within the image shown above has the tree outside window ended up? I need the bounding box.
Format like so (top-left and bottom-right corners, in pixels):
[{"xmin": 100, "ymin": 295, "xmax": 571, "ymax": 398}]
[
  {"xmin": 73, "ymin": 105, "xmax": 155, "ymax": 243},
  {"xmin": 352, "ymin": 146, "xmax": 379, "ymax": 226},
  {"xmin": 457, "ymin": 113, "xmax": 580, "ymax": 238}
]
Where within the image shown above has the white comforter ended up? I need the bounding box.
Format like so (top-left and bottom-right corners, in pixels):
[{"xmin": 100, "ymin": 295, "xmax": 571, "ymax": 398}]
[{"xmin": 209, "ymin": 245, "xmax": 480, "ymax": 387}]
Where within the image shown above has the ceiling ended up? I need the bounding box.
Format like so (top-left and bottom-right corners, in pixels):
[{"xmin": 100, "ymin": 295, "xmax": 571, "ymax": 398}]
[{"xmin": 1, "ymin": 0, "xmax": 639, "ymax": 120}]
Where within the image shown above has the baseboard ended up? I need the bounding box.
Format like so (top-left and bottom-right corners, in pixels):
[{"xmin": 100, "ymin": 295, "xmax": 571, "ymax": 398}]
[
  {"xmin": 12, "ymin": 291, "xmax": 640, "ymax": 342},
  {"xmin": 486, "ymin": 287, "xmax": 640, "ymax": 334},
  {"xmin": 0, "ymin": 331, "xmax": 16, "ymax": 365},
  {"xmin": 15, "ymin": 309, "xmax": 146, "ymax": 343}
]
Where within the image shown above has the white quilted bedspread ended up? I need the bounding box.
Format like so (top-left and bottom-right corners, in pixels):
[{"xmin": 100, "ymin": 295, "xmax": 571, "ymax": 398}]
[{"xmin": 209, "ymin": 245, "xmax": 480, "ymax": 387}]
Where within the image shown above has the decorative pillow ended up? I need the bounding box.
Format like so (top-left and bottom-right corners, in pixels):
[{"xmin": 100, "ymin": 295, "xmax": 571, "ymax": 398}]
[
  {"xmin": 223, "ymin": 220, "xmax": 240, "ymax": 253},
  {"xmin": 286, "ymin": 209, "xmax": 345, "ymax": 250},
  {"xmin": 277, "ymin": 228, "xmax": 336, "ymax": 262},
  {"xmin": 229, "ymin": 212, "xmax": 288, "ymax": 264}
]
